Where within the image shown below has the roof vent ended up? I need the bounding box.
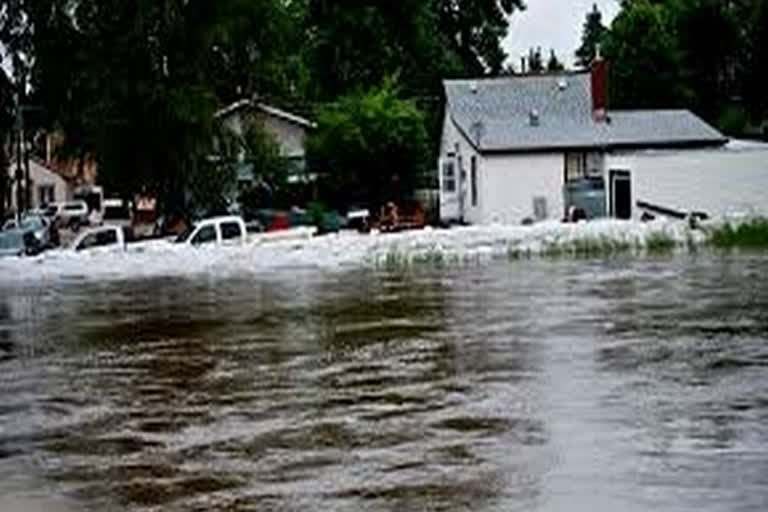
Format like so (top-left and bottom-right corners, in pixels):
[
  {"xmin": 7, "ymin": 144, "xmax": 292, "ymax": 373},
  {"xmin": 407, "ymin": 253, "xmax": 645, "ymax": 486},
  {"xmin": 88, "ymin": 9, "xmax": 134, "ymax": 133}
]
[
  {"xmin": 557, "ymin": 79, "xmax": 568, "ymax": 91},
  {"xmin": 529, "ymin": 109, "xmax": 540, "ymax": 127},
  {"xmin": 470, "ymin": 81, "xmax": 478, "ymax": 94}
]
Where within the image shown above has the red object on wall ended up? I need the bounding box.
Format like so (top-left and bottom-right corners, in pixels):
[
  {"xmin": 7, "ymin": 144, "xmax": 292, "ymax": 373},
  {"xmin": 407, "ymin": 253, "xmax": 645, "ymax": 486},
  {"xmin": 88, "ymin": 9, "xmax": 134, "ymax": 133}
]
[{"xmin": 591, "ymin": 56, "xmax": 609, "ymax": 122}]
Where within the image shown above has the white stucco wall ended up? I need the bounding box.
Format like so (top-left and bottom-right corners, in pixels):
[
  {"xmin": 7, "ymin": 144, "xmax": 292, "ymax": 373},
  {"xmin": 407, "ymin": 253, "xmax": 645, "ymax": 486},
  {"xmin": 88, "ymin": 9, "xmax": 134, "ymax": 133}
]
[
  {"xmin": 257, "ymin": 113, "xmax": 308, "ymax": 159},
  {"xmin": 438, "ymin": 116, "xmax": 483, "ymax": 223},
  {"xmin": 8, "ymin": 161, "xmax": 70, "ymax": 211},
  {"xmin": 221, "ymin": 107, "xmax": 309, "ymax": 161},
  {"xmin": 607, "ymin": 144, "xmax": 768, "ymax": 219},
  {"xmin": 481, "ymin": 153, "xmax": 564, "ymax": 225}
]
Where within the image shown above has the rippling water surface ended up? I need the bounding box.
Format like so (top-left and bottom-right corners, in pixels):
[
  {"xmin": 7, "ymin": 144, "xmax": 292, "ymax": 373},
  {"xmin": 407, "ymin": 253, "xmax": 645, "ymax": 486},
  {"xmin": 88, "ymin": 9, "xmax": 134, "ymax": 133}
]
[{"xmin": 2, "ymin": 253, "xmax": 768, "ymax": 511}]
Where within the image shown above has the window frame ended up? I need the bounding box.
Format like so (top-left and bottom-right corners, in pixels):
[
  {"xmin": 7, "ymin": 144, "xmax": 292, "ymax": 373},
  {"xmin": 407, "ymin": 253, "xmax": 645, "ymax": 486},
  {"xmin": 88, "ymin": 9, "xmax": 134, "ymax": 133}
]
[
  {"xmin": 191, "ymin": 225, "xmax": 218, "ymax": 246},
  {"xmin": 38, "ymin": 185, "xmax": 55, "ymax": 207},
  {"xmin": 470, "ymin": 156, "xmax": 478, "ymax": 207},
  {"xmin": 220, "ymin": 221, "xmax": 243, "ymax": 241},
  {"xmin": 564, "ymin": 152, "xmax": 588, "ymax": 183},
  {"xmin": 442, "ymin": 160, "xmax": 457, "ymax": 193}
]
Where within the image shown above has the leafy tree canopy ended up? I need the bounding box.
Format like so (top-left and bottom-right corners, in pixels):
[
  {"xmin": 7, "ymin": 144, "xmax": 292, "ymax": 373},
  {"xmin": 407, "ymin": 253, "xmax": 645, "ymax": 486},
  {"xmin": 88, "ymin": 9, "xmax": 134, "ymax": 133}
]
[{"xmin": 306, "ymin": 79, "xmax": 430, "ymax": 210}]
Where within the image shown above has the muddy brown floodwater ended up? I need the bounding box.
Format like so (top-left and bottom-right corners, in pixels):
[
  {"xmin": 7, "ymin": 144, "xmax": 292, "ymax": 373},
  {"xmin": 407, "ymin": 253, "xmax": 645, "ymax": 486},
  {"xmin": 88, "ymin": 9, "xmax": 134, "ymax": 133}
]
[{"xmin": 2, "ymin": 252, "xmax": 768, "ymax": 511}]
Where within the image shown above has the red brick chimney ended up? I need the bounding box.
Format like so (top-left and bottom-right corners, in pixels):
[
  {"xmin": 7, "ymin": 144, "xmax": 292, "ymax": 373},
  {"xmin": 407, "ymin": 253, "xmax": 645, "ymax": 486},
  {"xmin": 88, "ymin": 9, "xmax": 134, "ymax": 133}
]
[{"xmin": 591, "ymin": 48, "xmax": 608, "ymax": 122}]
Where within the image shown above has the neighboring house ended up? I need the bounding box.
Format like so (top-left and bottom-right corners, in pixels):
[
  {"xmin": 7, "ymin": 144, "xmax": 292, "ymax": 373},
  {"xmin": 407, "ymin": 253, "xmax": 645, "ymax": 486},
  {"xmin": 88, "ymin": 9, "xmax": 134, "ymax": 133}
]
[
  {"xmin": 214, "ymin": 99, "xmax": 316, "ymax": 184},
  {"xmin": 43, "ymin": 132, "xmax": 99, "ymax": 187},
  {"xmin": 6, "ymin": 160, "xmax": 71, "ymax": 213},
  {"xmin": 438, "ymin": 56, "xmax": 768, "ymax": 225}
]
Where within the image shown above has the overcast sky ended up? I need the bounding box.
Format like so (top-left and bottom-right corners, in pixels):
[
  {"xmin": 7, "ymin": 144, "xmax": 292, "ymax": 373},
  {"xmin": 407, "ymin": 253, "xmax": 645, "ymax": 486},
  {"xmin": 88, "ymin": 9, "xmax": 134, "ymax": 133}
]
[{"xmin": 503, "ymin": 0, "xmax": 620, "ymax": 69}]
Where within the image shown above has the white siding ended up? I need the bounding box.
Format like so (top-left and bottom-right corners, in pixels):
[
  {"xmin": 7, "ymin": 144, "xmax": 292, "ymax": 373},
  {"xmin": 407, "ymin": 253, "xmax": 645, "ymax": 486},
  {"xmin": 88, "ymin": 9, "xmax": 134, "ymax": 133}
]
[
  {"xmin": 438, "ymin": 116, "xmax": 483, "ymax": 223},
  {"xmin": 8, "ymin": 161, "xmax": 70, "ymax": 211},
  {"xmin": 257, "ymin": 113, "xmax": 307, "ymax": 159},
  {"xmin": 481, "ymin": 153, "xmax": 564, "ymax": 225},
  {"xmin": 606, "ymin": 146, "xmax": 768, "ymax": 219},
  {"xmin": 221, "ymin": 108, "xmax": 309, "ymax": 161}
]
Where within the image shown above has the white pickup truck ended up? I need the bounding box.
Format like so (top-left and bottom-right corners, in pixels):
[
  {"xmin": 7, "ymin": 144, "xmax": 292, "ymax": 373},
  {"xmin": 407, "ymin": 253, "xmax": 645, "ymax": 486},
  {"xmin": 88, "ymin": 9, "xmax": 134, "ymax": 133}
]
[
  {"xmin": 175, "ymin": 216, "xmax": 317, "ymax": 247},
  {"xmin": 66, "ymin": 216, "xmax": 316, "ymax": 256},
  {"xmin": 71, "ymin": 225, "xmax": 128, "ymax": 253}
]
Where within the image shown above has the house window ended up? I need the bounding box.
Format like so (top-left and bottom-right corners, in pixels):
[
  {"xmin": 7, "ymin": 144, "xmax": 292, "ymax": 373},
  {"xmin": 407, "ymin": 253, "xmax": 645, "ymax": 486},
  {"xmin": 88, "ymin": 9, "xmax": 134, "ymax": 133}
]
[
  {"xmin": 564, "ymin": 152, "xmax": 587, "ymax": 182},
  {"xmin": 38, "ymin": 185, "xmax": 55, "ymax": 207},
  {"xmin": 470, "ymin": 156, "xmax": 478, "ymax": 207},
  {"xmin": 442, "ymin": 160, "xmax": 456, "ymax": 193}
]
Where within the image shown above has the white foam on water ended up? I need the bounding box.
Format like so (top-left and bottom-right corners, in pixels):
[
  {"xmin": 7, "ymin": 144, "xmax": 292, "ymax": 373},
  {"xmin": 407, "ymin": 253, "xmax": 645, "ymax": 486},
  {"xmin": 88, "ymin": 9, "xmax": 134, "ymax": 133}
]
[{"xmin": 0, "ymin": 219, "xmax": 710, "ymax": 285}]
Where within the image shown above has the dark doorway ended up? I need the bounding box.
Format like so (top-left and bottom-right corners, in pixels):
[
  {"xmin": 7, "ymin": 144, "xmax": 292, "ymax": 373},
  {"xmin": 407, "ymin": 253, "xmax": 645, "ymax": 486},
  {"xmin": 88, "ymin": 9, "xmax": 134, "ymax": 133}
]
[{"xmin": 610, "ymin": 170, "xmax": 632, "ymax": 220}]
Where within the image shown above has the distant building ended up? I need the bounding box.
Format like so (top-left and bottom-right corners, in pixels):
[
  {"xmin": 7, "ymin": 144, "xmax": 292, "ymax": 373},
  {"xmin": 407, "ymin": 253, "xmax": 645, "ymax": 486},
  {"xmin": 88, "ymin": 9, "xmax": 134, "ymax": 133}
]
[
  {"xmin": 6, "ymin": 160, "xmax": 71, "ymax": 212},
  {"xmin": 436, "ymin": 56, "xmax": 768, "ymax": 225},
  {"xmin": 42, "ymin": 133, "xmax": 99, "ymax": 187},
  {"xmin": 214, "ymin": 99, "xmax": 316, "ymax": 184}
]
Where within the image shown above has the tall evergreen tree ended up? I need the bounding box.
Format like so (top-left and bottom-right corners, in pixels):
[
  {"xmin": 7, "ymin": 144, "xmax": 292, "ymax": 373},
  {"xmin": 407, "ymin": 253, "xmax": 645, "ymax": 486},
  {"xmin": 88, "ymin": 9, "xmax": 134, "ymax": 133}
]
[
  {"xmin": 575, "ymin": 3, "xmax": 607, "ymax": 69},
  {"xmin": 528, "ymin": 47, "xmax": 544, "ymax": 73},
  {"xmin": 547, "ymin": 49, "xmax": 566, "ymax": 72}
]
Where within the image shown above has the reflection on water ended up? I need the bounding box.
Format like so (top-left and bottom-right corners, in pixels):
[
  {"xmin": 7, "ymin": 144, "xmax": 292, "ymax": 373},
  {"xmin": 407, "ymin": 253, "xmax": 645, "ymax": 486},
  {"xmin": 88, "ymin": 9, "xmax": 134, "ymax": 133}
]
[{"xmin": 1, "ymin": 254, "xmax": 768, "ymax": 511}]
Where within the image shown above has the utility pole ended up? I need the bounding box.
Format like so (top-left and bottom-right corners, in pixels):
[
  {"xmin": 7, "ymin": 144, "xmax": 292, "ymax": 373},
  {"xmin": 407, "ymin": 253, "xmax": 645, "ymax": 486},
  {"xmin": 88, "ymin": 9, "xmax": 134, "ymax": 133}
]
[{"xmin": 14, "ymin": 93, "xmax": 23, "ymax": 222}]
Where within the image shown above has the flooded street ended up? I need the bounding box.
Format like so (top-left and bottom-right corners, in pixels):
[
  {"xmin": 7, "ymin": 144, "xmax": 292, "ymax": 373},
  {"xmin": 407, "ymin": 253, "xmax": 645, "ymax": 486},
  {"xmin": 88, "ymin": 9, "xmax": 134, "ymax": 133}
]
[{"xmin": 2, "ymin": 253, "xmax": 768, "ymax": 511}]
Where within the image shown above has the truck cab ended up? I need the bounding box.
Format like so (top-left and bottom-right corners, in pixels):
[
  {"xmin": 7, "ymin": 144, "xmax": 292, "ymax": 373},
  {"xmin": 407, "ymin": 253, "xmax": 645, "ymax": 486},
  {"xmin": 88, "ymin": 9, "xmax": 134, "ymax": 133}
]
[
  {"xmin": 71, "ymin": 225, "xmax": 127, "ymax": 254},
  {"xmin": 175, "ymin": 216, "xmax": 247, "ymax": 247}
]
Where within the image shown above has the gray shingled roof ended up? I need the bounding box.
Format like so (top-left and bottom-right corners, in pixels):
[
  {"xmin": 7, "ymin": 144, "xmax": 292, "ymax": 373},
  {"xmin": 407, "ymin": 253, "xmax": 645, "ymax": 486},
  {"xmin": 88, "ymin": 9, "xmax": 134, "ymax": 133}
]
[{"xmin": 445, "ymin": 73, "xmax": 727, "ymax": 152}]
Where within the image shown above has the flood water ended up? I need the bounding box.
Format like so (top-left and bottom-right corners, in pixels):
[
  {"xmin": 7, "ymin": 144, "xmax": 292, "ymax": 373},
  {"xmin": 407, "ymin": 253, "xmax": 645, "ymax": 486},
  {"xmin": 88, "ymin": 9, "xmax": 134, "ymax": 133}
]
[{"xmin": 2, "ymin": 252, "xmax": 768, "ymax": 511}]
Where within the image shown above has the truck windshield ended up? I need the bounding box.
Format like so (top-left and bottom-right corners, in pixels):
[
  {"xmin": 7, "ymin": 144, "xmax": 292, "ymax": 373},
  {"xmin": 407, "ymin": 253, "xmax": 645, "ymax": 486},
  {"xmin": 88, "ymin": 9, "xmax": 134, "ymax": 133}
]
[{"xmin": 175, "ymin": 225, "xmax": 195, "ymax": 243}]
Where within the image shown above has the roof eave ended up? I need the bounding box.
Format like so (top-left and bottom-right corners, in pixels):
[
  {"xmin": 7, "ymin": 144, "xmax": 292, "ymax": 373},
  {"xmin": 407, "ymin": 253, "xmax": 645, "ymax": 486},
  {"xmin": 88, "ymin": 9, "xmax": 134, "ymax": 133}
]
[{"xmin": 478, "ymin": 137, "xmax": 729, "ymax": 155}]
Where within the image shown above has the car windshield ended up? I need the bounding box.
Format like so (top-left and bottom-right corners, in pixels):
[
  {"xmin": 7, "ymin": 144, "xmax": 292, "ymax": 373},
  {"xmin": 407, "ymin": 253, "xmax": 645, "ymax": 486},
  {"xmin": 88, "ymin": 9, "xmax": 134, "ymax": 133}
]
[
  {"xmin": 65, "ymin": 204, "xmax": 83, "ymax": 211},
  {"xmin": 0, "ymin": 231, "xmax": 24, "ymax": 250}
]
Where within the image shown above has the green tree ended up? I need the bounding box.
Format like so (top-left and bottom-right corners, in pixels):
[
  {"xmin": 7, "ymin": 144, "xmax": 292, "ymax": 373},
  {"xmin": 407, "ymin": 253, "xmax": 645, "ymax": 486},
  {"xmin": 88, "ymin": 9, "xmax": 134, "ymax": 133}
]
[
  {"xmin": 528, "ymin": 47, "xmax": 544, "ymax": 73},
  {"xmin": 306, "ymin": 79, "xmax": 430, "ymax": 209},
  {"xmin": 547, "ymin": 49, "xmax": 566, "ymax": 72},
  {"xmin": 303, "ymin": 0, "xmax": 457, "ymax": 101},
  {"xmin": 432, "ymin": 0, "xmax": 527, "ymax": 75},
  {"xmin": 669, "ymin": 0, "xmax": 739, "ymax": 122},
  {"xmin": 603, "ymin": 0, "xmax": 688, "ymax": 108},
  {"xmin": 745, "ymin": 0, "xmax": 768, "ymax": 122},
  {"xmin": 575, "ymin": 3, "xmax": 608, "ymax": 68},
  {"xmin": 10, "ymin": 0, "xmax": 286, "ymax": 215}
]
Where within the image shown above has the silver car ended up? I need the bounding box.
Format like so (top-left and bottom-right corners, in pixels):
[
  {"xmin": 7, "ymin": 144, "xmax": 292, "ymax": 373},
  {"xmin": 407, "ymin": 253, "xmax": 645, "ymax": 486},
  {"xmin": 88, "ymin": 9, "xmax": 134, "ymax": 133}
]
[
  {"xmin": 3, "ymin": 215, "xmax": 54, "ymax": 248},
  {"xmin": 0, "ymin": 230, "xmax": 43, "ymax": 258}
]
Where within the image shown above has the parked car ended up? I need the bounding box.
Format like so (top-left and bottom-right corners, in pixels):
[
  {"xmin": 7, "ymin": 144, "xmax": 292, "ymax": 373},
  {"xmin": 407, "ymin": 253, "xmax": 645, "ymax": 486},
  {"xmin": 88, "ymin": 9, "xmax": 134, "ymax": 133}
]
[
  {"xmin": 0, "ymin": 230, "xmax": 43, "ymax": 258},
  {"xmin": 59, "ymin": 200, "xmax": 90, "ymax": 227},
  {"xmin": 2, "ymin": 215, "xmax": 55, "ymax": 248},
  {"xmin": 42, "ymin": 203, "xmax": 62, "ymax": 220},
  {"xmin": 102, "ymin": 199, "xmax": 133, "ymax": 226},
  {"xmin": 71, "ymin": 225, "xmax": 127, "ymax": 254}
]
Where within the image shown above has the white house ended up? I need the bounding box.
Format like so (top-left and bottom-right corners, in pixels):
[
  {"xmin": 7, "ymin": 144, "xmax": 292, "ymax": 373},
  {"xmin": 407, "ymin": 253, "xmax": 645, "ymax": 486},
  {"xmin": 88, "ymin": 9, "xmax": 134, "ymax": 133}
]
[
  {"xmin": 215, "ymin": 99, "xmax": 316, "ymax": 183},
  {"xmin": 438, "ymin": 57, "xmax": 768, "ymax": 225},
  {"xmin": 6, "ymin": 160, "xmax": 71, "ymax": 213}
]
